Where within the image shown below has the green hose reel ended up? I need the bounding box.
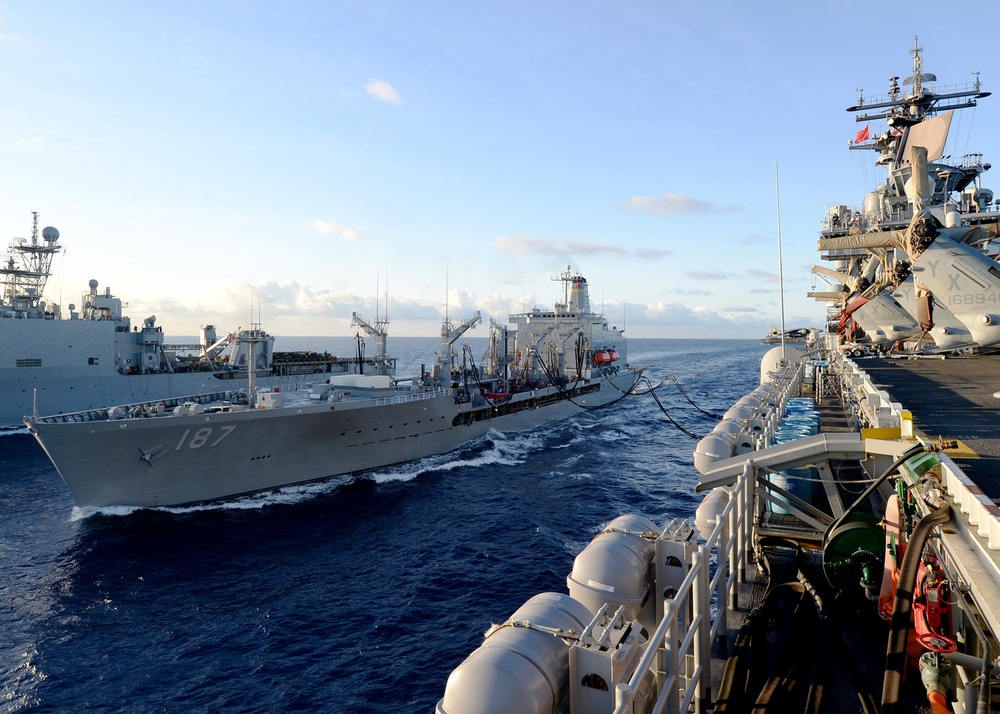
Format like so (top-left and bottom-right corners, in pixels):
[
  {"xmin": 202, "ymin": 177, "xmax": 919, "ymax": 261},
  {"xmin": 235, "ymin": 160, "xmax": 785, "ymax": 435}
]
[{"xmin": 823, "ymin": 513, "xmax": 884, "ymax": 598}]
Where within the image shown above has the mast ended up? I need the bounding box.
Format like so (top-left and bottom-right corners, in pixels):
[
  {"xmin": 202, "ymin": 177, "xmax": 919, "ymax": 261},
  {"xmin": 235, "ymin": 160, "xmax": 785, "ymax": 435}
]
[
  {"xmin": 351, "ymin": 310, "xmax": 390, "ymax": 375},
  {"xmin": 351, "ymin": 270, "xmax": 391, "ymax": 375},
  {"xmin": 248, "ymin": 339, "xmax": 256, "ymax": 401},
  {"xmin": 776, "ymin": 164, "xmax": 786, "ymax": 355},
  {"xmin": 1, "ymin": 212, "xmax": 62, "ymax": 313},
  {"xmin": 905, "ymin": 36, "xmax": 928, "ymax": 101},
  {"xmin": 439, "ymin": 311, "xmax": 481, "ymax": 385},
  {"xmin": 848, "ymin": 37, "xmax": 989, "ymax": 127}
]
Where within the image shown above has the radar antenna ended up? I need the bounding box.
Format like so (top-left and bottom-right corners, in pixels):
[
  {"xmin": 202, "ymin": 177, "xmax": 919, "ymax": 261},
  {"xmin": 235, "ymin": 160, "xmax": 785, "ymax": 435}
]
[{"xmin": 0, "ymin": 212, "xmax": 62, "ymax": 313}]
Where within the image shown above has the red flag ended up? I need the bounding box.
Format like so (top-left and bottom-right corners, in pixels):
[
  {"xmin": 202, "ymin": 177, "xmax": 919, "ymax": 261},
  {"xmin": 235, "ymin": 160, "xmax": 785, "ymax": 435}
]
[{"xmin": 855, "ymin": 125, "xmax": 870, "ymax": 143}]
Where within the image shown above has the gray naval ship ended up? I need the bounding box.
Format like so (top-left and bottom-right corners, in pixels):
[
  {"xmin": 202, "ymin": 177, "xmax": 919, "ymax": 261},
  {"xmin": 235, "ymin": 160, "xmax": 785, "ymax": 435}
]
[
  {"xmin": 0, "ymin": 213, "xmax": 329, "ymax": 429},
  {"xmin": 25, "ymin": 267, "xmax": 643, "ymax": 508}
]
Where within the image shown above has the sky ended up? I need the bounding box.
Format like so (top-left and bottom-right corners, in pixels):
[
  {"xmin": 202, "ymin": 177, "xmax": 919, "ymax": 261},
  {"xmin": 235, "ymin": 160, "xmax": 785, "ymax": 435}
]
[{"xmin": 3, "ymin": 1, "xmax": 999, "ymax": 339}]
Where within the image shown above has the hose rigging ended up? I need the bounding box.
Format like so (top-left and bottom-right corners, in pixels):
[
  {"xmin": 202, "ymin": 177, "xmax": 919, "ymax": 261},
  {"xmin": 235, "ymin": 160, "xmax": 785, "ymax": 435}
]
[{"xmin": 455, "ymin": 344, "xmax": 721, "ymax": 439}]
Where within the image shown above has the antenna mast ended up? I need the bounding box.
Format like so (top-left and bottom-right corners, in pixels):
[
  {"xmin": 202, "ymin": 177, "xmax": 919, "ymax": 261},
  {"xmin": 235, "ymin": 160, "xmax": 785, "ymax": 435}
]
[{"xmin": 775, "ymin": 163, "xmax": 786, "ymax": 354}]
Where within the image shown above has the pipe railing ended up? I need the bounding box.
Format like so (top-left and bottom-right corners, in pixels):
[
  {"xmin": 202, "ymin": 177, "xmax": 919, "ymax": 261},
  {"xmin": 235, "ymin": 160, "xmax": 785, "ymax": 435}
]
[
  {"xmin": 612, "ymin": 549, "xmax": 707, "ymax": 714},
  {"xmin": 613, "ymin": 463, "xmax": 756, "ymax": 714}
]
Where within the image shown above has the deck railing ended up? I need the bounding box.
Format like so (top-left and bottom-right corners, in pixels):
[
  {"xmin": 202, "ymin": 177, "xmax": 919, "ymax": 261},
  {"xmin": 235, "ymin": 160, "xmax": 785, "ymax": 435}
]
[
  {"xmin": 369, "ymin": 388, "xmax": 449, "ymax": 407},
  {"xmin": 612, "ymin": 464, "xmax": 755, "ymax": 714},
  {"xmin": 29, "ymin": 391, "xmax": 238, "ymax": 424},
  {"xmin": 26, "ymin": 382, "xmax": 448, "ymax": 425}
]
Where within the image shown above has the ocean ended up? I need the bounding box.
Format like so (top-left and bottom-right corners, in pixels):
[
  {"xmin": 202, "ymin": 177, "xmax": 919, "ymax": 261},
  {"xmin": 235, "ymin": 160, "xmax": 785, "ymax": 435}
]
[{"xmin": 0, "ymin": 338, "xmax": 768, "ymax": 713}]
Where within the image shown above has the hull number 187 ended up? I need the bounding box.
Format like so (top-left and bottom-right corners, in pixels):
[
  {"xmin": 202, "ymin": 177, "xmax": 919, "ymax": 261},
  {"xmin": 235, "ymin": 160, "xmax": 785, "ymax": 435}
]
[{"xmin": 175, "ymin": 425, "xmax": 237, "ymax": 450}]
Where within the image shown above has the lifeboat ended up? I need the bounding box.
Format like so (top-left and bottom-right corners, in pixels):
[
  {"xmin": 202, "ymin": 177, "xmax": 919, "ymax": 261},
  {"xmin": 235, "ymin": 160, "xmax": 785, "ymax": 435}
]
[
  {"xmin": 485, "ymin": 380, "xmax": 510, "ymax": 400},
  {"xmin": 608, "ymin": 349, "xmax": 620, "ymax": 362},
  {"xmin": 593, "ymin": 350, "xmax": 612, "ymax": 365}
]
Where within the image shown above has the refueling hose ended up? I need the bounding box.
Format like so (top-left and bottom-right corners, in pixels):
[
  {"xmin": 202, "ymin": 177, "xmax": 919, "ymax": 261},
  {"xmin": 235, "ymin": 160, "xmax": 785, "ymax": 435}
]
[
  {"xmin": 715, "ymin": 542, "xmax": 830, "ymax": 713},
  {"xmin": 880, "ymin": 493, "xmax": 952, "ymax": 714}
]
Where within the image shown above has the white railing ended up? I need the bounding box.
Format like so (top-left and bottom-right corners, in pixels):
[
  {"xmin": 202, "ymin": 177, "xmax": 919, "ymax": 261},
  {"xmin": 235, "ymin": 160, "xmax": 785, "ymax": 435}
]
[
  {"xmin": 370, "ymin": 388, "xmax": 449, "ymax": 407},
  {"xmin": 836, "ymin": 354, "xmax": 912, "ymax": 431},
  {"xmin": 939, "ymin": 452, "xmax": 1000, "ymax": 550},
  {"xmin": 613, "ymin": 465, "xmax": 755, "ymax": 714},
  {"xmin": 30, "ymin": 391, "xmax": 237, "ymax": 424},
  {"xmin": 30, "ymin": 382, "xmax": 319, "ymax": 423}
]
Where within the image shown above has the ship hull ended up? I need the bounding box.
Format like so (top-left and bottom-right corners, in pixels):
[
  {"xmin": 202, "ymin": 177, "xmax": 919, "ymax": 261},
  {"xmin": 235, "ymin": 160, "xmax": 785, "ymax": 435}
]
[{"xmin": 26, "ymin": 370, "xmax": 640, "ymax": 508}]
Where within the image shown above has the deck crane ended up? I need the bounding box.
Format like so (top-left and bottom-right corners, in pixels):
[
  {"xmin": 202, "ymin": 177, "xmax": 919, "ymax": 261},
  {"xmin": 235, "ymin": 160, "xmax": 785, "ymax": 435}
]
[{"xmin": 351, "ymin": 311, "xmax": 391, "ymax": 376}]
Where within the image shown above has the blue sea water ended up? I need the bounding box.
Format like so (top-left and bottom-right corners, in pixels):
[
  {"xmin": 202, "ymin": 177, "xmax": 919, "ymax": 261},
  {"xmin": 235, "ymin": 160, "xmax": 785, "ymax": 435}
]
[{"xmin": 0, "ymin": 338, "xmax": 768, "ymax": 713}]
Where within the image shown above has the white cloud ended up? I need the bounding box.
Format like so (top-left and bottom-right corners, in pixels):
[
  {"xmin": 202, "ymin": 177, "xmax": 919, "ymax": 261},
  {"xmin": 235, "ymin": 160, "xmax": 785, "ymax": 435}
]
[
  {"xmin": 124, "ymin": 277, "xmax": 815, "ymax": 340},
  {"xmin": 494, "ymin": 234, "xmax": 659, "ymax": 259},
  {"xmin": 15, "ymin": 135, "xmax": 43, "ymax": 151},
  {"xmin": 365, "ymin": 79, "xmax": 402, "ymax": 106},
  {"xmin": 312, "ymin": 219, "xmax": 362, "ymax": 241},
  {"xmin": 626, "ymin": 192, "xmax": 742, "ymax": 216},
  {"xmin": 746, "ymin": 269, "xmax": 780, "ymax": 283},
  {"xmin": 738, "ymin": 232, "xmax": 771, "ymax": 245},
  {"xmin": 566, "ymin": 240, "xmax": 627, "ymax": 257},
  {"xmin": 636, "ymin": 247, "xmax": 670, "ymax": 259},
  {"xmin": 0, "ymin": 24, "xmax": 21, "ymax": 43},
  {"xmin": 685, "ymin": 270, "xmax": 735, "ymax": 281}
]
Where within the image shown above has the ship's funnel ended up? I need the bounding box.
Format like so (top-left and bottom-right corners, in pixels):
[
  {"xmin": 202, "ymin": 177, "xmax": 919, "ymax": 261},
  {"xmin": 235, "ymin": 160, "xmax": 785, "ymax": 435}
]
[{"xmin": 568, "ymin": 276, "xmax": 590, "ymax": 313}]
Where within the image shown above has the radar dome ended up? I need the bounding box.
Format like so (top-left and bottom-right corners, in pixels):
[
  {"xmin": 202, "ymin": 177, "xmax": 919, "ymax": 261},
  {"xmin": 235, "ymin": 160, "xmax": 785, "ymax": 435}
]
[{"xmin": 42, "ymin": 226, "xmax": 60, "ymax": 241}]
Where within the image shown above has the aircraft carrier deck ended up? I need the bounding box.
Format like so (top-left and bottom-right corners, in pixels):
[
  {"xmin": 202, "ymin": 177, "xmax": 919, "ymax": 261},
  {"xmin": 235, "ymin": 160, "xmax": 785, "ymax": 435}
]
[{"xmin": 861, "ymin": 354, "xmax": 1000, "ymax": 501}]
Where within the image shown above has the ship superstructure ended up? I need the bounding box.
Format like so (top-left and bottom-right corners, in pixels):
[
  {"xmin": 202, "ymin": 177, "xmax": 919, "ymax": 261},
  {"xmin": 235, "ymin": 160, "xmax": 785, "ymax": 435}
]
[
  {"xmin": 813, "ymin": 38, "xmax": 1000, "ymax": 353},
  {"xmin": 0, "ymin": 214, "xmax": 361, "ymax": 427},
  {"xmin": 483, "ymin": 268, "xmax": 628, "ymax": 391}
]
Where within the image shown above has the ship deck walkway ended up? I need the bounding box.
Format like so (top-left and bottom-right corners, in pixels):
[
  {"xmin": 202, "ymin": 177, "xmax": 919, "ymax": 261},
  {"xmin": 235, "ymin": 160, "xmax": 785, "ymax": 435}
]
[
  {"xmin": 684, "ymin": 355, "xmax": 1000, "ymax": 714},
  {"xmin": 706, "ymin": 380, "xmax": 958, "ymax": 713}
]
